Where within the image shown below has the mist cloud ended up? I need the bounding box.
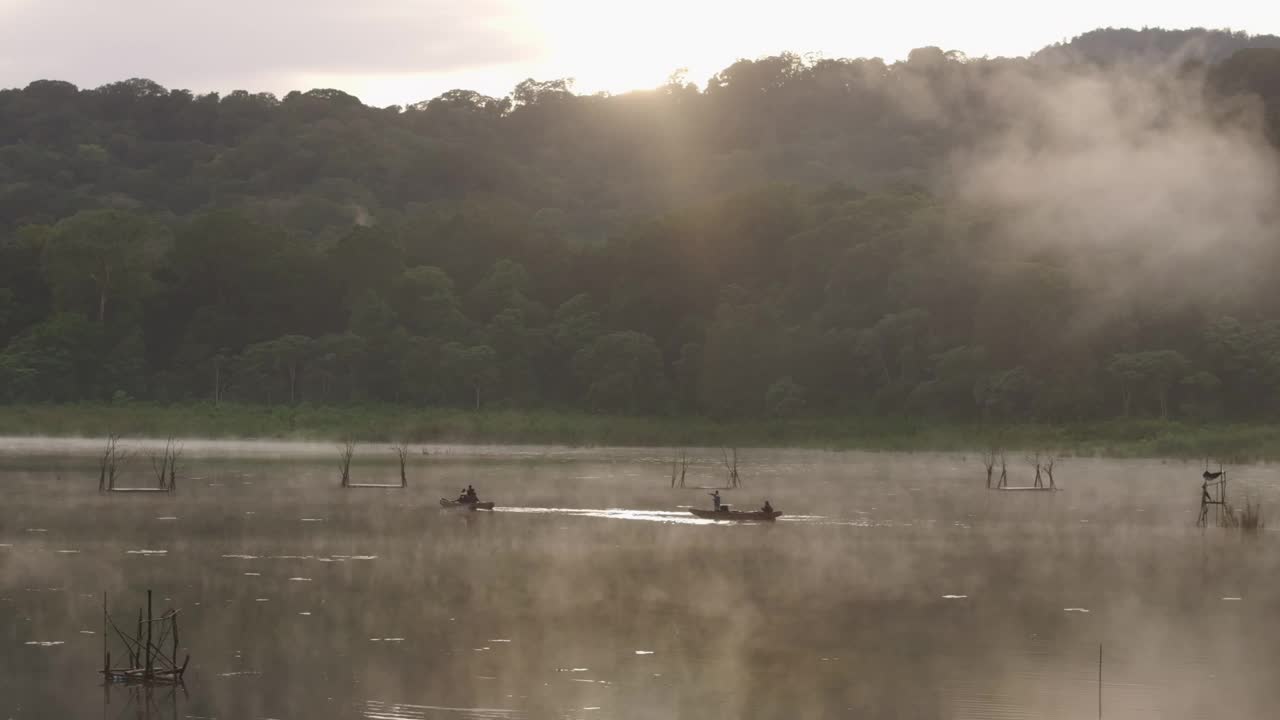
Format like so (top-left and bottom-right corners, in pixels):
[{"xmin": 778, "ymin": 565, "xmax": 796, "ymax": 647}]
[{"xmin": 949, "ymin": 60, "xmax": 1280, "ymax": 320}]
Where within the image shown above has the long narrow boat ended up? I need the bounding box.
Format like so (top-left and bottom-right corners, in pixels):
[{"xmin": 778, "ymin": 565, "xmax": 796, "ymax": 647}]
[
  {"xmin": 688, "ymin": 508, "xmax": 781, "ymax": 522},
  {"xmin": 439, "ymin": 498, "xmax": 496, "ymax": 510}
]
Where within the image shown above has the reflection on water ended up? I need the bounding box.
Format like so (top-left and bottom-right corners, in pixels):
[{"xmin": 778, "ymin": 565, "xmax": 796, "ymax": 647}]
[{"xmin": 0, "ymin": 440, "xmax": 1278, "ymax": 719}]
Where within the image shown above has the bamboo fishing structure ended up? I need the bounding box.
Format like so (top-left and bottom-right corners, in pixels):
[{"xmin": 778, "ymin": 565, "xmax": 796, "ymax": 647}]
[
  {"xmin": 341, "ymin": 441, "xmax": 410, "ymax": 488},
  {"xmin": 1196, "ymin": 460, "xmax": 1265, "ymax": 530},
  {"xmin": 721, "ymin": 447, "xmax": 742, "ymax": 489},
  {"xmin": 993, "ymin": 450, "xmax": 1060, "ymax": 491},
  {"xmin": 99, "ymin": 436, "xmax": 178, "ymax": 493},
  {"xmin": 100, "ymin": 591, "xmax": 189, "ymax": 686},
  {"xmin": 1198, "ymin": 461, "xmax": 1229, "ymax": 527},
  {"xmin": 664, "ymin": 448, "xmax": 738, "ymax": 490}
]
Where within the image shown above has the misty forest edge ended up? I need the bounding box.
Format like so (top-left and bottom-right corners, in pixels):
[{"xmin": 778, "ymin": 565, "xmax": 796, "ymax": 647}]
[{"xmin": 4, "ymin": 28, "xmax": 1280, "ymax": 451}]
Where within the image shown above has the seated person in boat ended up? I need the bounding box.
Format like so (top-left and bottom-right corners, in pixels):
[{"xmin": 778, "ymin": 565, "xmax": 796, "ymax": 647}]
[
  {"xmin": 457, "ymin": 487, "xmax": 470, "ymax": 503},
  {"xmin": 466, "ymin": 485, "xmax": 478, "ymax": 501},
  {"xmin": 762, "ymin": 500, "xmax": 773, "ymax": 514},
  {"xmin": 709, "ymin": 490, "xmax": 722, "ymax": 511}
]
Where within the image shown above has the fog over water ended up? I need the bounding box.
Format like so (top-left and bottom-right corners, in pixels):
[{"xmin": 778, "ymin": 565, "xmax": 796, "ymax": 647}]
[{"xmin": 2, "ymin": 439, "xmax": 1278, "ymax": 718}]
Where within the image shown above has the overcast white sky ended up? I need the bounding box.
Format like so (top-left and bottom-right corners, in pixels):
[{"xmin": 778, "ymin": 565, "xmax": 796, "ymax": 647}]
[{"xmin": 0, "ymin": 0, "xmax": 1277, "ymax": 105}]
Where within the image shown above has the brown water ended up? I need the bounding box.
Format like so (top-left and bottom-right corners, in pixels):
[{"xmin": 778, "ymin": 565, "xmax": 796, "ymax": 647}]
[{"xmin": 1, "ymin": 439, "xmax": 1278, "ymax": 720}]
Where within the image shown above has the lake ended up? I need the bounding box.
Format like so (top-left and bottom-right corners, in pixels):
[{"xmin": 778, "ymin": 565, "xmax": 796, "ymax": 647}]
[{"xmin": 1, "ymin": 438, "xmax": 1278, "ymax": 719}]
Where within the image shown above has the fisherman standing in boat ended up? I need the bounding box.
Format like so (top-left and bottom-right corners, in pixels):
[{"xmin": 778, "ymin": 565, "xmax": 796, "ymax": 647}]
[{"xmin": 709, "ymin": 490, "xmax": 722, "ymax": 511}]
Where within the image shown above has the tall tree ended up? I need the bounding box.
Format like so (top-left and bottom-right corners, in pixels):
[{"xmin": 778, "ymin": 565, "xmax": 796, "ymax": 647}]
[{"xmin": 41, "ymin": 210, "xmax": 167, "ymax": 325}]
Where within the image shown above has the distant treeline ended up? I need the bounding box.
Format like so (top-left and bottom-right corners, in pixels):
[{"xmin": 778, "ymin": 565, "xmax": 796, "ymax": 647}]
[{"xmin": 3, "ymin": 28, "xmax": 1280, "ymax": 422}]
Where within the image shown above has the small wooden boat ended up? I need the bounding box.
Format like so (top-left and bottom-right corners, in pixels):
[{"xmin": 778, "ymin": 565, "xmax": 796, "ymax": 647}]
[
  {"xmin": 688, "ymin": 508, "xmax": 781, "ymax": 522},
  {"xmin": 439, "ymin": 498, "xmax": 495, "ymax": 510}
]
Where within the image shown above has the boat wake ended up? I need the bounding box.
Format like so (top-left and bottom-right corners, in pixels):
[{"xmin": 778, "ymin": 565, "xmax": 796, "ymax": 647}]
[
  {"xmin": 481, "ymin": 506, "xmax": 908, "ymax": 529},
  {"xmin": 363, "ymin": 700, "xmax": 523, "ymax": 720},
  {"xmin": 493, "ymin": 507, "xmax": 716, "ymax": 525}
]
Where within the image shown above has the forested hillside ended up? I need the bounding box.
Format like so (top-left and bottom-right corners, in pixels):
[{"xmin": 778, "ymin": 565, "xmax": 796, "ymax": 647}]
[{"xmin": 3, "ymin": 28, "xmax": 1280, "ymax": 422}]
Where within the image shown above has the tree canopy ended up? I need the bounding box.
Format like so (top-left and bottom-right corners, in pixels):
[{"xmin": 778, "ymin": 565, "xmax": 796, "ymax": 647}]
[{"xmin": 3, "ymin": 28, "xmax": 1280, "ymax": 422}]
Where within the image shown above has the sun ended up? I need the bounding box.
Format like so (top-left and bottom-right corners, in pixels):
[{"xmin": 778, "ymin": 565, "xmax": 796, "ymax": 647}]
[{"xmin": 533, "ymin": 0, "xmax": 732, "ymax": 94}]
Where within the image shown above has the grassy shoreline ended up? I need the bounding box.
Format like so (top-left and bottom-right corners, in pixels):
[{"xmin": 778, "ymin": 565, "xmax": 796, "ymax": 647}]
[{"xmin": 0, "ymin": 403, "xmax": 1278, "ymax": 460}]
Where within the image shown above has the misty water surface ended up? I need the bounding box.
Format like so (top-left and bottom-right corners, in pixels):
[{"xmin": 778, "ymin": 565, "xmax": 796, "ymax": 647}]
[{"xmin": 1, "ymin": 439, "xmax": 1278, "ymax": 719}]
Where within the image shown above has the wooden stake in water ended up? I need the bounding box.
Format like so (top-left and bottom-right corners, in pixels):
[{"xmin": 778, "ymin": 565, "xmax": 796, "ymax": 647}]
[
  {"xmin": 146, "ymin": 590, "xmax": 153, "ymax": 679},
  {"xmin": 102, "ymin": 592, "xmax": 108, "ymax": 674},
  {"xmin": 1098, "ymin": 643, "xmax": 1103, "ymax": 720}
]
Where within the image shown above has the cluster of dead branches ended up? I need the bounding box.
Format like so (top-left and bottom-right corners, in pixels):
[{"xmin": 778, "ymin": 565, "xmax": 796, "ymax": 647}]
[
  {"xmin": 147, "ymin": 438, "xmax": 183, "ymax": 492},
  {"xmin": 338, "ymin": 439, "xmax": 356, "ymax": 487}
]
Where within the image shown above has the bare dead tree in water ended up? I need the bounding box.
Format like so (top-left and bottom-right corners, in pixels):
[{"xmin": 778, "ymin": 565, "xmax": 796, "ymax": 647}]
[
  {"xmin": 1042, "ymin": 453, "xmax": 1057, "ymax": 490},
  {"xmin": 392, "ymin": 442, "xmax": 409, "ymax": 488},
  {"xmin": 981, "ymin": 446, "xmax": 999, "ymax": 489},
  {"xmin": 98, "ymin": 434, "xmax": 116, "ymax": 492},
  {"xmin": 167, "ymin": 441, "xmax": 183, "ymax": 492},
  {"xmin": 146, "ymin": 437, "xmax": 183, "ymax": 492},
  {"xmin": 997, "ymin": 450, "xmax": 1008, "ymax": 489},
  {"xmin": 338, "ymin": 439, "xmax": 356, "ymax": 487},
  {"xmin": 98, "ymin": 434, "xmax": 127, "ymax": 491},
  {"xmin": 148, "ymin": 443, "xmax": 169, "ymax": 490},
  {"xmin": 721, "ymin": 447, "xmax": 741, "ymax": 489},
  {"xmin": 670, "ymin": 448, "xmax": 689, "ymax": 488},
  {"xmin": 1025, "ymin": 452, "xmax": 1044, "ymax": 488}
]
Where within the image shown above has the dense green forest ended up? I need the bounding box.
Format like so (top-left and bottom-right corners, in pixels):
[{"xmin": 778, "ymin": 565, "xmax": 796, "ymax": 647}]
[{"xmin": 4, "ymin": 27, "xmax": 1280, "ymax": 423}]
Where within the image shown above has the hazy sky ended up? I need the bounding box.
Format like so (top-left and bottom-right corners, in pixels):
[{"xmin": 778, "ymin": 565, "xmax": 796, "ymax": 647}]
[{"xmin": 0, "ymin": 0, "xmax": 1277, "ymax": 105}]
